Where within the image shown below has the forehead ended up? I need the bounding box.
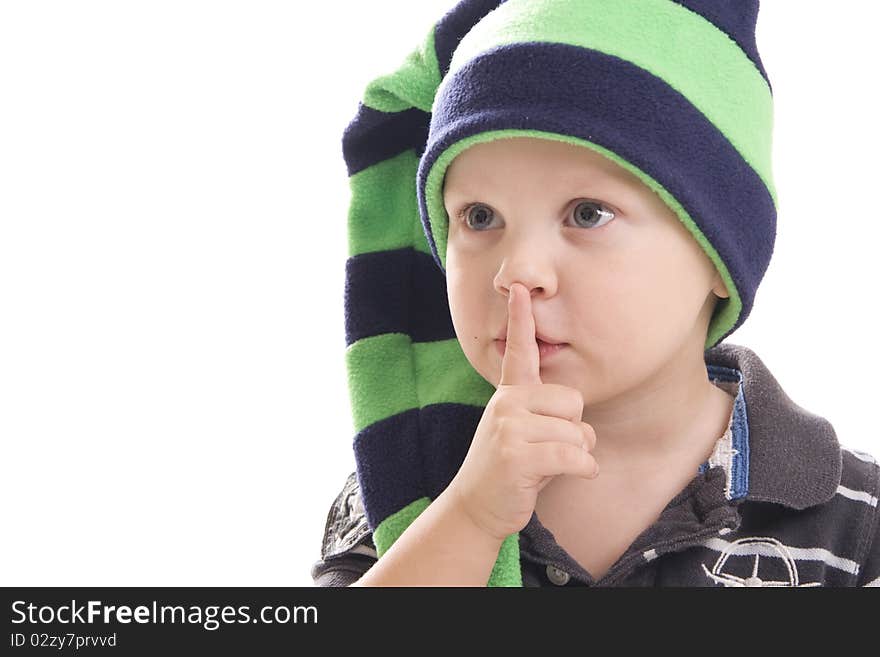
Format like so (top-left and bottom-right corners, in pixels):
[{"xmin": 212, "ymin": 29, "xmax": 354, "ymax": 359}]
[{"xmin": 442, "ymin": 136, "xmax": 634, "ymax": 195}]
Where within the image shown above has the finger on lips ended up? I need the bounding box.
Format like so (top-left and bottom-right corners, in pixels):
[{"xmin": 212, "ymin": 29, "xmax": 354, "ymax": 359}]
[{"xmin": 500, "ymin": 282, "xmax": 542, "ymax": 387}]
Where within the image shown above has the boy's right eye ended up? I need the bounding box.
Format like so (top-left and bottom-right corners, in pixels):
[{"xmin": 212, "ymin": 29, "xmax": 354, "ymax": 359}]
[{"xmin": 457, "ymin": 203, "xmax": 495, "ymax": 230}]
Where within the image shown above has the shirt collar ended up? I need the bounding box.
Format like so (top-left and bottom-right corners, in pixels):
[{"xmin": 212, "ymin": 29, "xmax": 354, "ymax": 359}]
[{"xmin": 703, "ymin": 342, "xmax": 841, "ymax": 510}]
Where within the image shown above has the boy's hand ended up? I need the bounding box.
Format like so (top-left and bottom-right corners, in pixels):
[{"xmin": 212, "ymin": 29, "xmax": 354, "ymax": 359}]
[{"xmin": 447, "ymin": 283, "xmax": 600, "ymax": 543}]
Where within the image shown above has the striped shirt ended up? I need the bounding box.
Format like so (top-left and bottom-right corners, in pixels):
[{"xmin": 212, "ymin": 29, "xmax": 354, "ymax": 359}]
[{"xmin": 311, "ymin": 344, "xmax": 880, "ymax": 586}]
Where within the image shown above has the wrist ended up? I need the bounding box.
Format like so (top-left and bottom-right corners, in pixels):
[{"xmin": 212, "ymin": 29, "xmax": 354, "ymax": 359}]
[{"xmin": 441, "ymin": 484, "xmax": 509, "ymax": 547}]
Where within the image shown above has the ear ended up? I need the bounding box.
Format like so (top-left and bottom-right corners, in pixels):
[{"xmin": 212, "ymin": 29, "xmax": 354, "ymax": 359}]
[{"xmin": 712, "ymin": 272, "xmax": 730, "ymax": 299}]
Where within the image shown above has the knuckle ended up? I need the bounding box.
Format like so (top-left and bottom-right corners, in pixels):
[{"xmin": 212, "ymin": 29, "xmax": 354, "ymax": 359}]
[
  {"xmin": 498, "ymin": 441, "xmax": 516, "ymax": 466},
  {"xmin": 582, "ymin": 422, "xmax": 596, "ymax": 448},
  {"xmin": 585, "ymin": 451, "xmax": 598, "ymax": 475},
  {"xmin": 577, "ymin": 422, "xmax": 588, "ymax": 446},
  {"xmin": 554, "ymin": 442, "xmax": 570, "ymax": 463}
]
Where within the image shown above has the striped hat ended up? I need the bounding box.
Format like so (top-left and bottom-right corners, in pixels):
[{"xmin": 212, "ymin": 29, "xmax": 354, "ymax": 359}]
[{"xmin": 342, "ymin": 0, "xmax": 776, "ymax": 586}]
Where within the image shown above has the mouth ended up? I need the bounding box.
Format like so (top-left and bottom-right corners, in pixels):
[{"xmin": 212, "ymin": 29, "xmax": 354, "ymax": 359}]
[
  {"xmin": 495, "ymin": 338, "xmax": 569, "ymax": 359},
  {"xmin": 495, "ymin": 332, "xmax": 566, "ymax": 345}
]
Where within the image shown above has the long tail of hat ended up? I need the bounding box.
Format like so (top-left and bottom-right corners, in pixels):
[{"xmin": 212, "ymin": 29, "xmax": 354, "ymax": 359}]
[{"xmin": 341, "ymin": 0, "xmax": 523, "ymax": 586}]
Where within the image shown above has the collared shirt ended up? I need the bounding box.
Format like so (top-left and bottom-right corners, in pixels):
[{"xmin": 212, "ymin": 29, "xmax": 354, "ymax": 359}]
[{"xmin": 311, "ymin": 343, "xmax": 880, "ymax": 587}]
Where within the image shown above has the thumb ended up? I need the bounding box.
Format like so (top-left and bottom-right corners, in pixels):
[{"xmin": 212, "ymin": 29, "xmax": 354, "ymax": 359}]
[{"xmin": 499, "ymin": 283, "xmax": 542, "ymax": 386}]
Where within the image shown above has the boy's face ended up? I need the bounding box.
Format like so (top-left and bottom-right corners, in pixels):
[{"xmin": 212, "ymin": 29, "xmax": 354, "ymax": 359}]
[{"xmin": 442, "ymin": 136, "xmax": 729, "ymax": 402}]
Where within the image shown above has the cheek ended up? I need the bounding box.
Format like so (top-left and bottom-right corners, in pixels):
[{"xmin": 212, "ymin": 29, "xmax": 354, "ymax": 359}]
[
  {"xmin": 638, "ymin": 242, "xmax": 712, "ymax": 313},
  {"xmin": 446, "ymin": 275, "xmax": 496, "ymax": 382},
  {"xmin": 573, "ymin": 280, "xmax": 639, "ymax": 342},
  {"xmin": 572, "ymin": 246, "xmax": 708, "ymax": 349},
  {"xmin": 446, "ymin": 270, "xmax": 488, "ymax": 338},
  {"xmin": 564, "ymin": 257, "xmax": 657, "ymax": 346}
]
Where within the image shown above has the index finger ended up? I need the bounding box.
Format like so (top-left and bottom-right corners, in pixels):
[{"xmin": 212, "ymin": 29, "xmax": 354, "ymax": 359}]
[{"xmin": 499, "ymin": 283, "xmax": 542, "ymax": 386}]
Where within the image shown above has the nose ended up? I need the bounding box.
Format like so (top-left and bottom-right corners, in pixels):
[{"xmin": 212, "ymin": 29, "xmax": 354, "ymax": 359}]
[{"xmin": 493, "ymin": 238, "xmax": 559, "ymax": 300}]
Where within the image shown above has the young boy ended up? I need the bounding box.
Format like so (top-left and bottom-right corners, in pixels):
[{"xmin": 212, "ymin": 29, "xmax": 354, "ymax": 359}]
[{"xmin": 312, "ymin": 0, "xmax": 880, "ymax": 586}]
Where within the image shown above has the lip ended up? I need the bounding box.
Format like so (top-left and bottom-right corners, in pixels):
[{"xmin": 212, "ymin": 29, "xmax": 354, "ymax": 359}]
[
  {"xmin": 495, "ymin": 339, "xmax": 569, "ymax": 360},
  {"xmin": 495, "ymin": 331, "xmax": 565, "ymax": 345}
]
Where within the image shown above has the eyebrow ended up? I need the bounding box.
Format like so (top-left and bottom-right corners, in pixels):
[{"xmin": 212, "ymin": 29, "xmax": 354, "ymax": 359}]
[{"xmin": 444, "ymin": 171, "xmax": 623, "ymax": 199}]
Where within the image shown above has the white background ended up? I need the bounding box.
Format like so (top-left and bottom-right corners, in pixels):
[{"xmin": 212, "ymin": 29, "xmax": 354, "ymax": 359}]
[{"xmin": 1, "ymin": 1, "xmax": 877, "ymax": 586}]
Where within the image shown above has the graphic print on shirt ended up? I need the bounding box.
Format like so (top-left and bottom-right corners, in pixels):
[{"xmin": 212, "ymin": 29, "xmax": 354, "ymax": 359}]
[{"xmin": 701, "ymin": 536, "xmax": 823, "ymax": 587}]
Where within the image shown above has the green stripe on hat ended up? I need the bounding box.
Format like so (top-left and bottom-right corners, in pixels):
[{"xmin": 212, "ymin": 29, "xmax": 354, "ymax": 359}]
[
  {"xmin": 346, "ymin": 335, "xmax": 495, "ymax": 434},
  {"xmin": 363, "ymin": 25, "xmax": 441, "ymax": 113},
  {"xmin": 347, "ymin": 151, "xmax": 433, "ymax": 259}
]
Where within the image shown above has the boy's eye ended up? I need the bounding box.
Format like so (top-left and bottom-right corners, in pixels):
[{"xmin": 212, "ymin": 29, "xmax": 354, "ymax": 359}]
[
  {"xmin": 455, "ymin": 199, "xmax": 616, "ymax": 232},
  {"xmin": 457, "ymin": 203, "xmax": 495, "ymax": 230}
]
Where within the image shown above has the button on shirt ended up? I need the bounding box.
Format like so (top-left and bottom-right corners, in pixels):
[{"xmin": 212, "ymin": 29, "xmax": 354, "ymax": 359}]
[{"xmin": 545, "ymin": 564, "xmax": 571, "ymax": 586}]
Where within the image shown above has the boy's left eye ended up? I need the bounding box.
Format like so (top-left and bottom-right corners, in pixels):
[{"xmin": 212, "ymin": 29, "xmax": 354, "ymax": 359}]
[{"xmin": 454, "ymin": 199, "xmax": 616, "ymax": 232}]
